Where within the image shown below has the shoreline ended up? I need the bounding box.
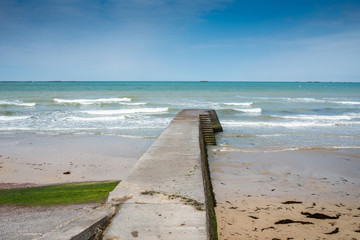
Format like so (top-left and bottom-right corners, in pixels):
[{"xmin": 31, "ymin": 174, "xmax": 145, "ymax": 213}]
[{"xmin": 209, "ymin": 147, "xmax": 360, "ymax": 239}]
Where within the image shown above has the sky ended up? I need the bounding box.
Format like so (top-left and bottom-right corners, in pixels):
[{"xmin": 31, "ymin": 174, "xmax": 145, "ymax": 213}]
[{"xmin": 0, "ymin": 0, "xmax": 360, "ymax": 82}]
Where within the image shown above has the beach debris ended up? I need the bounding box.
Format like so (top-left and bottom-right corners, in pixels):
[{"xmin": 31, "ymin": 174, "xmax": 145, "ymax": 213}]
[
  {"xmin": 131, "ymin": 231, "xmax": 138, "ymax": 238},
  {"xmin": 261, "ymin": 226, "xmax": 275, "ymax": 231},
  {"xmin": 229, "ymin": 206, "xmax": 237, "ymax": 209},
  {"xmin": 335, "ymin": 203, "xmax": 345, "ymax": 207},
  {"xmin": 275, "ymin": 219, "xmax": 313, "ymax": 225},
  {"xmin": 249, "ymin": 215, "xmax": 259, "ymax": 219},
  {"xmin": 63, "ymin": 171, "xmax": 71, "ymax": 174},
  {"xmin": 111, "ymin": 194, "xmax": 133, "ymax": 204},
  {"xmin": 325, "ymin": 227, "xmax": 339, "ymax": 235},
  {"xmin": 141, "ymin": 190, "xmax": 160, "ymax": 196},
  {"xmin": 281, "ymin": 201, "xmax": 303, "ymax": 204},
  {"xmin": 301, "ymin": 212, "xmax": 341, "ymax": 219}
]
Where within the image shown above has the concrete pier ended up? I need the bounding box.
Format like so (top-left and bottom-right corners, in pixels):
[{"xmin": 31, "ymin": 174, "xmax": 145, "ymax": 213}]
[
  {"xmin": 103, "ymin": 109, "xmax": 222, "ymax": 240},
  {"xmin": 37, "ymin": 109, "xmax": 222, "ymax": 240}
]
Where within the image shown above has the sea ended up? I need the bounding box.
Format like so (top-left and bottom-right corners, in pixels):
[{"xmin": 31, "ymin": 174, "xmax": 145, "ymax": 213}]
[{"xmin": 1, "ymin": 81, "xmax": 360, "ymax": 152}]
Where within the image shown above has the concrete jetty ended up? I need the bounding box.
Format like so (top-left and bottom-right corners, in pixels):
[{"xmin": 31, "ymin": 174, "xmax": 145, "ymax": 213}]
[
  {"xmin": 38, "ymin": 109, "xmax": 222, "ymax": 240},
  {"xmin": 103, "ymin": 109, "xmax": 222, "ymax": 240}
]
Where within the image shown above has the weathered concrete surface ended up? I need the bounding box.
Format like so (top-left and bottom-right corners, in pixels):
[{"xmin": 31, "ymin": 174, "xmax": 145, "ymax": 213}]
[
  {"xmin": 0, "ymin": 204, "xmax": 98, "ymax": 240},
  {"xmin": 36, "ymin": 205, "xmax": 115, "ymax": 240},
  {"xmin": 103, "ymin": 109, "xmax": 219, "ymax": 240}
]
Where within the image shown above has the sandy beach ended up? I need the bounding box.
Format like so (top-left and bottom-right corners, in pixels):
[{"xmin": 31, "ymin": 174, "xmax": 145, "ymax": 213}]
[
  {"xmin": 0, "ymin": 134, "xmax": 154, "ymax": 187},
  {"xmin": 209, "ymin": 148, "xmax": 360, "ymax": 239},
  {"xmin": 1, "ymin": 134, "xmax": 359, "ymax": 239}
]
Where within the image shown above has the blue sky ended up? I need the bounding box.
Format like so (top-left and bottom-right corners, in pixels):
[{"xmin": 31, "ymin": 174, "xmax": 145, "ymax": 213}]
[{"xmin": 1, "ymin": 0, "xmax": 359, "ymax": 82}]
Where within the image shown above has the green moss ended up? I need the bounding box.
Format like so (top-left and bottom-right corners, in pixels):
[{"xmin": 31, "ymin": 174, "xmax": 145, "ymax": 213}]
[{"xmin": 0, "ymin": 180, "xmax": 120, "ymax": 207}]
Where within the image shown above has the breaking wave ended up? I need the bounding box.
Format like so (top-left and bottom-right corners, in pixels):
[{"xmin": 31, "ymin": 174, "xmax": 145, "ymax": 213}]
[
  {"xmin": 54, "ymin": 97, "xmax": 131, "ymax": 105},
  {"xmin": 0, "ymin": 100, "xmax": 36, "ymax": 107},
  {"xmin": 81, "ymin": 107, "xmax": 169, "ymax": 115}
]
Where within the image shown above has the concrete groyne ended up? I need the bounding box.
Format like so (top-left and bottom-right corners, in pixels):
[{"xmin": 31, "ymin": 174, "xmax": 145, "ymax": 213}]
[{"xmin": 38, "ymin": 109, "xmax": 222, "ymax": 240}]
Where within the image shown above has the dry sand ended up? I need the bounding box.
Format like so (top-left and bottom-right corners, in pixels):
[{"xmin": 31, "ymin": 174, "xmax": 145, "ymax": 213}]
[
  {"xmin": 209, "ymin": 148, "xmax": 360, "ymax": 240},
  {"xmin": 0, "ymin": 134, "xmax": 154, "ymax": 186}
]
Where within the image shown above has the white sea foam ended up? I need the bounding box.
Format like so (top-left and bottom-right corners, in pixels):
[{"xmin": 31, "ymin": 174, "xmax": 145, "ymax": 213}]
[
  {"xmin": 0, "ymin": 100, "xmax": 36, "ymax": 107},
  {"xmin": 118, "ymin": 102, "xmax": 147, "ymax": 106},
  {"xmin": 333, "ymin": 101, "xmax": 360, "ymax": 105},
  {"xmin": 81, "ymin": 107, "xmax": 168, "ymax": 115},
  {"xmin": 235, "ymin": 108, "xmax": 262, "ymax": 113},
  {"xmin": 223, "ymin": 102, "xmax": 253, "ymax": 106},
  {"xmin": 222, "ymin": 120, "xmax": 360, "ymax": 128},
  {"xmin": 65, "ymin": 116, "xmax": 126, "ymax": 121},
  {"xmin": 274, "ymin": 114, "xmax": 360, "ymax": 121},
  {"xmin": 54, "ymin": 98, "xmax": 131, "ymax": 105},
  {"xmin": 0, "ymin": 116, "xmax": 31, "ymax": 121},
  {"xmin": 282, "ymin": 98, "xmax": 326, "ymax": 103}
]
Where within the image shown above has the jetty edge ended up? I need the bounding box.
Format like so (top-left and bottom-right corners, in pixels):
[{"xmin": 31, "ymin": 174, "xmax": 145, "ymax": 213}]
[{"xmin": 37, "ymin": 109, "xmax": 222, "ymax": 240}]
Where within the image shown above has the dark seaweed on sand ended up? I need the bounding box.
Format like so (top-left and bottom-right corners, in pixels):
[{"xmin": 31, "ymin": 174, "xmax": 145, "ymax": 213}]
[
  {"xmin": 325, "ymin": 227, "xmax": 339, "ymax": 235},
  {"xmin": 301, "ymin": 212, "xmax": 340, "ymax": 219},
  {"xmin": 275, "ymin": 219, "xmax": 313, "ymax": 225}
]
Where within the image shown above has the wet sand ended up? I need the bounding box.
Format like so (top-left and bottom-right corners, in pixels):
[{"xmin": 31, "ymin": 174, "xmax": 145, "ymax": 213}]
[
  {"xmin": 0, "ymin": 134, "xmax": 154, "ymax": 186},
  {"xmin": 209, "ymin": 148, "xmax": 360, "ymax": 239}
]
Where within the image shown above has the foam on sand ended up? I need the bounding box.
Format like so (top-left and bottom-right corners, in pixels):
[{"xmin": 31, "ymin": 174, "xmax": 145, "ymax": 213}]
[{"xmin": 222, "ymin": 120, "xmax": 360, "ymax": 128}]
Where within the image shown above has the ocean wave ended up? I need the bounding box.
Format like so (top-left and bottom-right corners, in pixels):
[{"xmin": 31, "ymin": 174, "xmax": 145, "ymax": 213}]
[
  {"xmin": 118, "ymin": 102, "xmax": 147, "ymax": 106},
  {"xmin": 81, "ymin": 107, "xmax": 169, "ymax": 115},
  {"xmin": 222, "ymin": 120, "xmax": 360, "ymax": 128},
  {"xmin": 333, "ymin": 101, "xmax": 360, "ymax": 105},
  {"xmin": 273, "ymin": 113, "xmax": 360, "ymax": 121},
  {"xmin": 64, "ymin": 116, "xmax": 126, "ymax": 121},
  {"xmin": 282, "ymin": 98, "xmax": 326, "ymax": 103},
  {"xmin": 235, "ymin": 108, "xmax": 262, "ymax": 113},
  {"xmin": 53, "ymin": 97, "xmax": 131, "ymax": 105},
  {"xmin": 0, "ymin": 116, "xmax": 31, "ymax": 121},
  {"xmin": 0, "ymin": 100, "xmax": 36, "ymax": 107},
  {"xmin": 223, "ymin": 102, "xmax": 253, "ymax": 106}
]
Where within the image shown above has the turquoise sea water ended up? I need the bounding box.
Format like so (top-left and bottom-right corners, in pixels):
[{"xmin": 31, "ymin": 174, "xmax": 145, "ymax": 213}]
[{"xmin": 1, "ymin": 81, "xmax": 360, "ymax": 151}]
